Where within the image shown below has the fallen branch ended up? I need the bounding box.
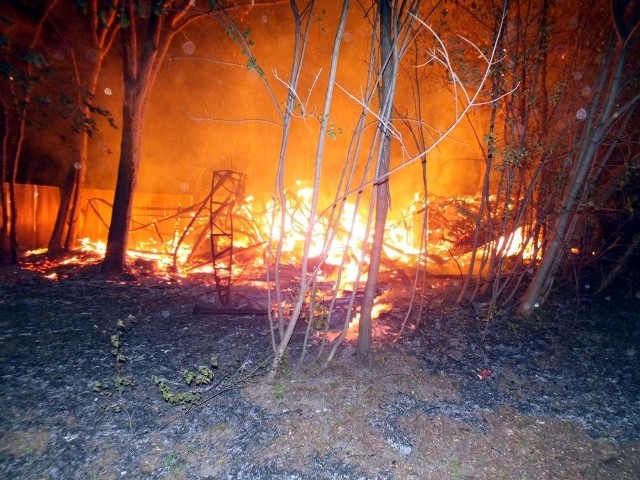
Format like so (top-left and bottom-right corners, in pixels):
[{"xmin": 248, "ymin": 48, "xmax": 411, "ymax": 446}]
[{"xmin": 192, "ymin": 304, "xmax": 268, "ymax": 316}]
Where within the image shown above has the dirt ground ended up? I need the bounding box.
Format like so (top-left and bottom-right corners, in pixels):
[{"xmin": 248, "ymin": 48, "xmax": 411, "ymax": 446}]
[{"xmin": 0, "ymin": 253, "xmax": 639, "ymax": 479}]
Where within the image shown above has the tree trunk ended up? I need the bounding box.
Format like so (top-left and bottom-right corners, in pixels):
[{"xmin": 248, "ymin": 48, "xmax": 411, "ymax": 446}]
[
  {"xmin": 357, "ymin": 0, "xmax": 395, "ymax": 356},
  {"xmin": 48, "ymin": 1, "xmax": 120, "ymax": 255},
  {"xmin": 2, "ymin": 103, "xmax": 26, "ymax": 265},
  {"xmin": 0, "ymin": 73, "xmax": 28, "ymax": 265},
  {"xmin": 518, "ymin": 36, "xmax": 627, "ymax": 316},
  {"xmin": 64, "ymin": 152, "xmax": 85, "ymax": 250},
  {"xmin": 99, "ymin": 1, "xmax": 204, "ymax": 275},
  {"xmin": 102, "ymin": 85, "xmax": 144, "ymax": 274},
  {"xmin": 0, "ymin": 100, "xmax": 9, "ymax": 264},
  {"xmin": 100, "ymin": 0, "xmax": 158, "ymax": 275},
  {"xmin": 267, "ymin": 0, "xmax": 349, "ymax": 378},
  {"xmin": 0, "ymin": 105, "xmax": 11, "ymax": 265},
  {"xmin": 48, "ymin": 106, "xmax": 91, "ymax": 254},
  {"xmin": 63, "ymin": 125, "xmax": 90, "ymax": 251},
  {"xmin": 7, "ymin": 121, "xmax": 25, "ymax": 265},
  {"xmin": 48, "ymin": 157, "xmax": 78, "ymax": 255}
]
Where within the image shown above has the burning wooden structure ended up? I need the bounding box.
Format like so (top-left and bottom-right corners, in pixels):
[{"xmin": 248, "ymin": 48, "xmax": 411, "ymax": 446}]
[{"xmin": 14, "ymin": 170, "xmax": 539, "ymax": 298}]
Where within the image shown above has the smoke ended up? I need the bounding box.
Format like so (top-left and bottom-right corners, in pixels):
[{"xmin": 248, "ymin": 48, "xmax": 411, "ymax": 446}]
[{"xmin": 37, "ymin": 1, "xmax": 487, "ymax": 216}]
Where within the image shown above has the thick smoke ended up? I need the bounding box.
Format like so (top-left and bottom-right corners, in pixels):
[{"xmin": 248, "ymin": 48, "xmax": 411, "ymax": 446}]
[{"xmin": 80, "ymin": 1, "xmax": 486, "ymax": 212}]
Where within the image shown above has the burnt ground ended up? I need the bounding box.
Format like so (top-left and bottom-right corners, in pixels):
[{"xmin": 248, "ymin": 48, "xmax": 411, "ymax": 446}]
[{"xmin": 0, "ymin": 254, "xmax": 639, "ymax": 479}]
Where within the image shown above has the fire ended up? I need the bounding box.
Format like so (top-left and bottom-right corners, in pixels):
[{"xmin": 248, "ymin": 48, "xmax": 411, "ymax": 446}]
[
  {"xmin": 494, "ymin": 225, "xmax": 540, "ymax": 260},
  {"xmin": 342, "ymin": 302, "xmax": 392, "ymax": 341},
  {"xmin": 80, "ymin": 238, "xmax": 106, "ymax": 254},
  {"xmin": 24, "ymin": 184, "xmax": 541, "ymax": 320},
  {"xmin": 27, "ymin": 187, "xmax": 540, "ymax": 284},
  {"xmin": 20, "ymin": 184, "xmax": 545, "ymax": 344},
  {"xmin": 249, "ymin": 184, "xmax": 421, "ymax": 288}
]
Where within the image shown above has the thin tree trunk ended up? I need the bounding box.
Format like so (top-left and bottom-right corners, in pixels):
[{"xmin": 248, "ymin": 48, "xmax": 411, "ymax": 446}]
[
  {"xmin": 48, "ymin": 1, "xmax": 120, "ymax": 254},
  {"xmin": 267, "ymin": 0, "xmax": 312, "ymax": 350},
  {"xmin": 102, "ymin": 86, "xmax": 144, "ymax": 274},
  {"xmin": 8, "ymin": 108, "xmax": 26, "ymax": 264},
  {"xmin": 268, "ymin": 0, "xmax": 348, "ymax": 377},
  {"xmin": 0, "ymin": 107, "xmax": 22, "ymax": 265},
  {"xmin": 0, "ymin": 102, "xmax": 9, "ymax": 265},
  {"xmin": 357, "ymin": 0, "xmax": 395, "ymax": 356},
  {"xmin": 1, "ymin": 71, "xmax": 29, "ymax": 264},
  {"xmin": 48, "ymin": 162, "xmax": 77, "ymax": 255},
  {"xmin": 64, "ymin": 130, "xmax": 89, "ymax": 250},
  {"xmin": 519, "ymin": 36, "xmax": 627, "ymax": 316},
  {"xmin": 49, "ymin": 102, "xmax": 92, "ymax": 254},
  {"xmin": 1, "ymin": 102, "xmax": 12, "ymax": 264}
]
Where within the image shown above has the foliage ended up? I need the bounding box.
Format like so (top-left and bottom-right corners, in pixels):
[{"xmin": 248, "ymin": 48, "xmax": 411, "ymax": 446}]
[
  {"xmin": 154, "ymin": 357, "xmax": 219, "ymax": 405},
  {"xmin": 273, "ymin": 382, "xmax": 286, "ymax": 401},
  {"xmin": 56, "ymin": 91, "xmax": 117, "ymax": 142},
  {"xmin": 154, "ymin": 355, "xmax": 269, "ymax": 407},
  {"xmin": 282, "ymin": 280, "xmax": 329, "ymax": 331},
  {"xmin": 92, "ymin": 315, "xmax": 136, "ymax": 415}
]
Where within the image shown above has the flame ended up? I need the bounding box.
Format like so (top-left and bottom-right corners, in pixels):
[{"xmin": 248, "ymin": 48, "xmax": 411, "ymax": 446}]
[
  {"xmin": 21, "ymin": 187, "xmax": 548, "ymax": 345},
  {"xmin": 372, "ymin": 302, "xmax": 392, "ymax": 318},
  {"xmin": 342, "ymin": 302, "xmax": 392, "ymax": 341},
  {"xmin": 26, "ymin": 188, "xmax": 540, "ymax": 297},
  {"xmin": 80, "ymin": 238, "xmax": 106, "ymax": 254},
  {"xmin": 250, "ymin": 184, "xmax": 421, "ymax": 288},
  {"xmin": 494, "ymin": 226, "xmax": 540, "ymax": 260}
]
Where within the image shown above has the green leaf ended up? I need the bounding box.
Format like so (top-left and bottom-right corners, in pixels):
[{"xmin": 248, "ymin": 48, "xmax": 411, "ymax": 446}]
[
  {"xmin": 247, "ymin": 57, "xmax": 264, "ymax": 77},
  {"xmin": 23, "ymin": 52, "xmax": 48, "ymax": 69},
  {"xmin": 183, "ymin": 370, "xmax": 195, "ymax": 385}
]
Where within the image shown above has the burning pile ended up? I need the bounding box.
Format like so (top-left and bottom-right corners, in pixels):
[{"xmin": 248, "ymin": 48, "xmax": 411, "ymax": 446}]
[
  {"xmin": 72, "ymin": 177, "xmax": 536, "ymax": 281},
  {"xmin": 28, "ymin": 170, "xmax": 538, "ymax": 309}
]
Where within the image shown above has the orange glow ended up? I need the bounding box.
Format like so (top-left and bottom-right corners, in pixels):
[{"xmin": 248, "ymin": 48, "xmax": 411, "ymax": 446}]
[
  {"xmin": 371, "ymin": 302, "xmax": 392, "ymax": 318},
  {"xmin": 20, "ymin": 189, "xmax": 548, "ymax": 346},
  {"xmin": 80, "ymin": 238, "xmax": 106, "ymax": 254},
  {"xmin": 342, "ymin": 302, "xmax": 392, "ymax": 341},
  {"xmin": 247, "ymin": 185, "xmax": 421, "ymax": 288},
  {"xmin": 26, "ymin": 190, "xmax": 540, "ymax": 300},
  {"xmin": 494, "ymin": 226, "xmax": 540, "ymax": 260},
  {"xmin": 25, "ymin": 248, "xmax": 48, "ymax": 256}
]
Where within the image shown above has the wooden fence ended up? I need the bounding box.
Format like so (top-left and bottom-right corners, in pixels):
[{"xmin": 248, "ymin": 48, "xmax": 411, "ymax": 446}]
[{"xmin": 2, "ymin": 183, "xmax": 195, "ymax": 250}]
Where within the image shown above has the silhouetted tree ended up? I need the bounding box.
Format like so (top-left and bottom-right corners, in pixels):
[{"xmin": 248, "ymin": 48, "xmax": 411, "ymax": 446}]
[
  {"xmin": 519, "ymin": 0, "xmax": 640, "ymax": 316},
  {"xmin": 102, "ymin": 0, "xmax": 282, "ymax": 275},
  {"xmin": 0, "ymin": 1, "xmax": 56, "ymax": 264},
  {"xmin": 47, "ymin": 0, "xmax": 120, "ymax": 255},
  {"xmin": 357, "ymin": 0, "xmax": 422, "ymax": 355}
]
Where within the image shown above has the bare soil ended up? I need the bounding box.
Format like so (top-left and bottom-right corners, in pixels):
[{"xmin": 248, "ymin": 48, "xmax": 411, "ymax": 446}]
[{"xmin": 0, "ymin": 253, "xmax": 638, "ymax": 479}]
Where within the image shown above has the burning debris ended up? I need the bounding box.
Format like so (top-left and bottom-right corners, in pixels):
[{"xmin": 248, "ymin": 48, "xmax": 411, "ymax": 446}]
[
  {"xmin": 25, "ymin": 169, "xmax": 541, "ymax": 328},
  {"xmin": 20, "ymin": 167, "xmax": 546, "ymax": 358},
  {"xmin": 76, "ymin": 171, "xmax": 534, "ymax": 281}
]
